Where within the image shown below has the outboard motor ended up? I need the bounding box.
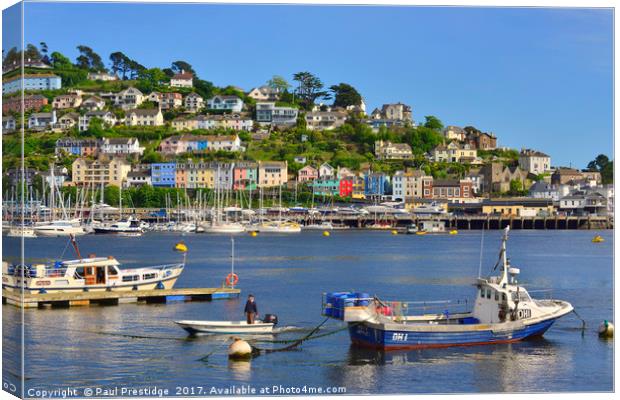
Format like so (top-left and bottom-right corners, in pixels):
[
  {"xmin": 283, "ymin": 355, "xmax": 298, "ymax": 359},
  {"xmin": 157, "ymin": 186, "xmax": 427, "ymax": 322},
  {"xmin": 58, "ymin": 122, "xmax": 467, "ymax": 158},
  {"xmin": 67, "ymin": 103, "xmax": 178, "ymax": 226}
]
[{"xmin": 263, "ymin": 314, "xmax": 278, "ymax": 325}]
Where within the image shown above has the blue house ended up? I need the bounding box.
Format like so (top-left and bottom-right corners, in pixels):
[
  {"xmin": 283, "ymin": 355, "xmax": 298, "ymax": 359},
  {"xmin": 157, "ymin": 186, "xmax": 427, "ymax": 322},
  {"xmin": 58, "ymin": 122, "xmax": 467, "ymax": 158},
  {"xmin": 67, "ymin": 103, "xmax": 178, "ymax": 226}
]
[
  {"xmin": 151, "ymin": 163, "xmax": 176, "ymax": 187},
  {"xmin": 364, "ymin": 173, "xmax": 390, "ymax": 197}
]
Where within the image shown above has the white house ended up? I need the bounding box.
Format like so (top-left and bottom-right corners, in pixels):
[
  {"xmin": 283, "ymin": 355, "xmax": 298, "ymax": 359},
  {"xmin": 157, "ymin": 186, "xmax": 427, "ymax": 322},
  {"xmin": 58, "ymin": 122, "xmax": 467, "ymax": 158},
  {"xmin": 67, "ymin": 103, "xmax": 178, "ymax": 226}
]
[
  {"xmin": 247, "ymin": 86, "xmax": 279, "ymax": 101},
  {"xmin": 79, "ymin": 111, "xmax": 117, "ymax": 131},
  {"xmin": 2, "ymin": 116, "xmax": 16, "ymax": 134},
  {"xmin": 28, "ymin": 111, "xmax": 57, "ymax": 130},
  {"xmin": 184, "ymin": 92, "xmax": 204, "ymax": 112},
  {"xmin": 319, "ymin": 162, "xmax": 335, "ymax": 178},
  {"xmin": 101, "ymin": 137, "xmax": 145, "ymax": 156},
  {"xmin": 255, "ymin": 102, "xmax": 298, "ymax": 126},
  {"xmin": 519, "ymin": 149, "xmax": 551, "ymax": 175},
  {"xmin": 81, "ymin": 96, "xmax": 106, "ymax": 111},
  {"xmin": 87, "ymin": 72, "xmax": 118, "ymax": 81},
  {"xmin": 170, "ymin": 71, "xmax": 193, "ymax": 88},
  {"xmin": 207, "ymin": 95, "xmax": 244, "ymax": 112},
  {"xmin": 125, "ymin": 109, "xmax": 164, "ymax": 126},
  {"xmin": 113, "ymin": 87, "xmax": 145, "ymax": 109}
]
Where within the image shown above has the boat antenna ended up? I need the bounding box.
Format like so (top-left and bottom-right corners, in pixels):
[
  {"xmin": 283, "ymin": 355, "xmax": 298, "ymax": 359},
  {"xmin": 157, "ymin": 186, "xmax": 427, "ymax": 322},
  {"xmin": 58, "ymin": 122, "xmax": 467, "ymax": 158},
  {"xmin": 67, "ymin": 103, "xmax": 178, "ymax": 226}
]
[
  {"xmin": 231, "ymin": 236, "xmax": 235, "ymax": 280},
  {"xmin": 477, "ymin": 223, "xmax": 485, "ymax": 278}
]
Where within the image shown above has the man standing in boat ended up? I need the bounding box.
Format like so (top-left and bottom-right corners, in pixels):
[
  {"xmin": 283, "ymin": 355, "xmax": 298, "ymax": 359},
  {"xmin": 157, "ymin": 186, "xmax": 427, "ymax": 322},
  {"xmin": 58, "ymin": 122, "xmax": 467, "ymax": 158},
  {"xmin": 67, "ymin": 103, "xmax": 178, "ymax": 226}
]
[{"xmin": 244, "ymin": 294, "xmax": 258, "ymax": 324}]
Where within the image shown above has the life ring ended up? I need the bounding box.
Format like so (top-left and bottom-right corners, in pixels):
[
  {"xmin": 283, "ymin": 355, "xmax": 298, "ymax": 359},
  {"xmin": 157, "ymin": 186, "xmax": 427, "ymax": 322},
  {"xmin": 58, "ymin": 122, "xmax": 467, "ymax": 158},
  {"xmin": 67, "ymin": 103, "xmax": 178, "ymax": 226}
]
[{"xmin": 226, "ymin": 273, "xmax": 239, "ymax": 286}]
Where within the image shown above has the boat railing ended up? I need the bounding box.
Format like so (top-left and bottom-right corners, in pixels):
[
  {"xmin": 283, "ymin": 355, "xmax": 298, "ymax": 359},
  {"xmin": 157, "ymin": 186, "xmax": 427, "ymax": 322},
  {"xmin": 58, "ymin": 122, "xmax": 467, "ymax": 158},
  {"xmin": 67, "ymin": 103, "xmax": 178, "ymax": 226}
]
[
  {"xmin": 376, "ymin": 298, "xmax": 472, "ymax": 321},
  {"xmin": 527, "ymin": 289, "xmax": 554, "ymax": 300},
  {"xmin": 124, "ymin": 263, "xmax": 184, "ymax": 272}
]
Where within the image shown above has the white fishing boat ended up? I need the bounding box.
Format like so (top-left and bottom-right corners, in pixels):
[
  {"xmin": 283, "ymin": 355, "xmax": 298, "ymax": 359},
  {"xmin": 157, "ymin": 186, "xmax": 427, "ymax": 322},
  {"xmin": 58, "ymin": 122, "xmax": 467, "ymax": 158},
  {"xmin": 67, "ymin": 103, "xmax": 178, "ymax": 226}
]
[
  {"xmin": 174, "ymin": 319, "xmax": 276, "ymax": 335},
  {"xmin": 413, "ymin": 202, "xmax": 447, "ymax": 216},
  {"xmin": 7, "ymin": 226, "xmax": 37, "ymax": 238},
  {"xmin": 33, "ymin": 219, "xmax": 87, "ymax": 237},
  {"xmin": 202, "ymin": 222, "xmax": 246, "ymax": 234}
]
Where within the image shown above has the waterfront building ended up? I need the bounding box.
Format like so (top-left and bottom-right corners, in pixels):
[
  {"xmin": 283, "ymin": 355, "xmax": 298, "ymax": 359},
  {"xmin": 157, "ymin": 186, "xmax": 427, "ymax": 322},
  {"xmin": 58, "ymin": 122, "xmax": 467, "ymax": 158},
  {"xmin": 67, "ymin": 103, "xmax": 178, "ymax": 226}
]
[
  {"xmin": 431, "ymin": 142, "xmax": 477, "ymax": 163},
  {"xmin": 339, "ymin": 177, "xmax": 353, "ymax": 198},
  {"xmin": 431, "ymin": 179, "xmax": 474, "ymax": 203},
  {"xmin": 3, "ymin": 94, "xmax": 48, "ymax": 113},
  {"xmin": 78, "ymin": 111, "xmax": 117, "ymax": 131},
  {"xmin": 466, "ymin": 169, "xmax": 483, "ymax": 194},
  {"xmin": 3, "ymin": 73, "xmax": 61, "ymax": 94},
  {"xmin": 171, "ymin": 116, "xmax": 199, "ymax": 131},
  {"xmin": 52, "ymin": 94, "xmax": 82, "ymax": 109},
  {"xmin": 56, "ymin": 138, "xmax": 100, "ymax": 157},
  {"xmin": 126, "ymin": 169, "xmax": 151, "ymax": 187},
  {"xmin": 312, "ymin": 177, "xmax": 341, "ymax": 196},
  {"xmin": 206, "ymin": 95, "xmax": 244, "ymax": 112},
  {"xmin": 297, "ymin": 165, "xmax": 318, "ymax": 183},
  {"xmin": 170, "ymin": 71, "xmax": 193, "ymax": 88},
  {"xmin": 392, "ymin": 170, "xmax": 432, "ymax": 202},
  {"xmin": 519, "ymin": 149, "xmax": 551, "ymax": 175},
  {"xmin": 71, "ymin": 156, "xmax": 131, "ymax": 187},
  {"xmin": 551, "ymin": 167, "xmax": 584, "ymax": 185},
  {"xmin": 28, "ymin": 111, "xmax": 57, "ymax": 130},
  {"xmin": 351, "ymin": 175, "xmax": 366, "ymax": 199},
  {"xmin": 258, "ymin": 161, "xmax": 288, "ymax": 188},
  {"xmin": 364, "ymin": 173, "xmax": 390, "ymax": 198},
  {"xmin": 375, "ymin": 140, "xmax": 413, "ymax": 160},
  {"xmin": 158, "ymin": 92, "xmax": 183, "ymax": 110},
  {"xmin": 184, "ymin": 92, "xmax": 204, "ymax": 112},
  {"xmin": 337, "ymin": 167, "xmax": 355, "ymax": 179},
  {"xmin": 233, "ymin": 162, "xmax": 259, "ymax": 191},
  {"xmin": 100, "ymin": 137, "xmax": 144, "ymax": 156},
  {"xmin": 151, "ymin": 163, "xmax": 177, "ymax": 187},
  {"xmin": 125, "ymin": 109, "xmax": 164, "ymax": 126},
  {"xmin": 481, "ymin": 198, "xmax": 555, "ymax": 217}
]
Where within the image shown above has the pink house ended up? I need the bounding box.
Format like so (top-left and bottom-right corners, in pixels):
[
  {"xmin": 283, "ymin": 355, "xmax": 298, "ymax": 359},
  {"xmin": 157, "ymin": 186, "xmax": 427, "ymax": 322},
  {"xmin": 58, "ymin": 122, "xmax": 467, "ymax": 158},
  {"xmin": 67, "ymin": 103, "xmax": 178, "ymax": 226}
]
[{"xmin": 298, "ymin": 165, "xmax": 318, "ymax": 183}]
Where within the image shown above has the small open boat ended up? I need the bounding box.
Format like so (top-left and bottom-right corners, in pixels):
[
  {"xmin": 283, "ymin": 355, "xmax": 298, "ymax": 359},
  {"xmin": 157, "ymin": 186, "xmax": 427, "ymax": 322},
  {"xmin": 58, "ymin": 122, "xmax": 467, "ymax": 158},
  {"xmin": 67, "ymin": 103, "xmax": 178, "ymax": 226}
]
[
  {"xmin": 175, "ymin": 317, "xmax": 277, "ymax": 335},
  {"xmin": 592, "ymin": 235, "xmax": 605, "ymax": 243}
]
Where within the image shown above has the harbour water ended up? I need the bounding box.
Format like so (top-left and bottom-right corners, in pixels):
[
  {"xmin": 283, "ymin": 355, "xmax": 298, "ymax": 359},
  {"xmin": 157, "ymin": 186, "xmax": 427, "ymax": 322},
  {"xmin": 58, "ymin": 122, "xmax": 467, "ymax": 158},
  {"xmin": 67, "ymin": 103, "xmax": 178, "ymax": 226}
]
[{"xmin": 2, "ymin": 230, "xmax": 614, "ymax": 395}]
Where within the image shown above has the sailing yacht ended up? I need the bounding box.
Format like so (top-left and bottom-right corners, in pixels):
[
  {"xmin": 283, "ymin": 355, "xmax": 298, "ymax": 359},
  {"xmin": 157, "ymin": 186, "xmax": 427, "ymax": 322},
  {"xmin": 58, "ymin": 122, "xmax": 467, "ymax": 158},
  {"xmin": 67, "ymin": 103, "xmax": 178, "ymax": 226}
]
[
  {"xmin": 91, "ymin": 181, "xmax": 143, "ymax": 236},
  {"xmin": 202, "ymin": 166, "xmax": 245, "ymax": 234},
  {"xmin": 251, "ymin": 186, "xmax": 301, "ymax": 233}
]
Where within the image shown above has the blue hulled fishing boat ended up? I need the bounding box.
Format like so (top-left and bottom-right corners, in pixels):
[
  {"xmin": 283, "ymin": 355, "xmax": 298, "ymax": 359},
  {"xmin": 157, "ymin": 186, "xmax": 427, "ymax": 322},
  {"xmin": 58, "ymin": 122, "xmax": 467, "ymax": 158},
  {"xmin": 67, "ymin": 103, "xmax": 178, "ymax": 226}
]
[{"xmin": 322, "ymin": 227, "xmax": 574, "ymax": 350}]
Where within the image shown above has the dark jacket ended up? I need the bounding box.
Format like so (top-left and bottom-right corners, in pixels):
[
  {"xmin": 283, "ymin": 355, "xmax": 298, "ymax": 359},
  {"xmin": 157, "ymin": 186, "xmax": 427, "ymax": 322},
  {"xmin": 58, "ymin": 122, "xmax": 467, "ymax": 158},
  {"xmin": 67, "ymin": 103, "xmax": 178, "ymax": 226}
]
[{"xmin": 244, "ymin": 300, "xmax": 258, "ymax": 314}]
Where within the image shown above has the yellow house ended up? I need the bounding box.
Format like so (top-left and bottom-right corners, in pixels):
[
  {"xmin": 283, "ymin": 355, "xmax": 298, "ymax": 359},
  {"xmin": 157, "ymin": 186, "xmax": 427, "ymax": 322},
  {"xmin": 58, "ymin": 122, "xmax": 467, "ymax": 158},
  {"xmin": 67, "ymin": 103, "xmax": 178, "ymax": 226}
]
[
  {"xmin": 71, "ymin": 156, "xmax": 131, "ymax": 187},
  {"xmin": 258, "ymin": 161, "xmax": 288, "ymax": 188}
]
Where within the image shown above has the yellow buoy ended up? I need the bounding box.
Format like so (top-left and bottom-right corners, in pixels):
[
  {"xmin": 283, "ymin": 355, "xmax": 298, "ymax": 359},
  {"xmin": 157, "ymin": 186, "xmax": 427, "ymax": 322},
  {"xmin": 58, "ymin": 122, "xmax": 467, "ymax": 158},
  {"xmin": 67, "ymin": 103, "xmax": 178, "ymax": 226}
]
[
  {"xmin": 173, "ymin": 241, "xmax": 188, "ymax": 252},
  {"xmin": 323, "ymin": 231, "xmax": 330, "ymax": 237},
  {"xmin": 228, "ymin": 338, "xmax": 253, "ymax": 359},
  {"xmin": 391, "ymin": 230, "xmax": 398, "ymax": 235},
  {"xmin": 449, "ymin": 230, "xmax": 458, "ymax": 235},
  {"xmin": 416, "ymin": 231, "xmax": 427, "ymax": 236},
  {"xmin": 592, "ymin": 235, "xmax": 604, "ymax": 243},
  {"xmin": 598, "ymin": 320, "xmax": 614, "ymax": 338},
  {"xmin": 250, "ymin": 231, "xmax": 258, "ymax": 237}
]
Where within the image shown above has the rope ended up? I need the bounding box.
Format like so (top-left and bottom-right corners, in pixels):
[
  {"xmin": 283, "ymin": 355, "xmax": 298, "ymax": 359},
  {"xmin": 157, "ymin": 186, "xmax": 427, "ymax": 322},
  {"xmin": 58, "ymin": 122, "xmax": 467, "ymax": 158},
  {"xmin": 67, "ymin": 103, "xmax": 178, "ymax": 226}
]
[
  {"xmin": 249, "ymin": 317, "xmax": 331, "ymax": 354},
  {"xmin": 572, "ymin": 309, "xmax": 587, "ymax": 335},
  {"xmin": 25, "ymin": 323, "xmax": 187, "ymax": 341}
]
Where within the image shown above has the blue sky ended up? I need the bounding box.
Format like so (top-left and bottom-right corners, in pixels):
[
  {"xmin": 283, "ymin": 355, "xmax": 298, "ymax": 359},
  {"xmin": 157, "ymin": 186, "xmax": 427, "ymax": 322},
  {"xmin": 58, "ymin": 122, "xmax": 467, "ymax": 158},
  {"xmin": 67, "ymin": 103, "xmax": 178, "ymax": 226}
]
[{"xmin": 7, "ymin": 2, "xmax": 614, "ymax": 167}]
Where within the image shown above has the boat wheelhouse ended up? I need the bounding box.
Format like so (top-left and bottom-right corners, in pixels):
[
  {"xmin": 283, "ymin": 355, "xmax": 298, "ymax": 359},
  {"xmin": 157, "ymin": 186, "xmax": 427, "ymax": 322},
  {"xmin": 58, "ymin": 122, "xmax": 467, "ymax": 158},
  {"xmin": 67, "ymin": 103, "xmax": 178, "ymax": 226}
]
[{"xmin": 323, "ymin": 227, "xmax": 573, "ymax": 350}]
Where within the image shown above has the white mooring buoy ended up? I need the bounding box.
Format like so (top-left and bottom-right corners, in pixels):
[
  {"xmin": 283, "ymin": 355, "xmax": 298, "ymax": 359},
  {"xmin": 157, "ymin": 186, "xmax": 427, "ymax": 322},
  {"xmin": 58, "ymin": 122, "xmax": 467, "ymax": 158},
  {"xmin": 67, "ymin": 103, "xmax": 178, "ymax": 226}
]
[
  {"xmin": 598, "ymin": 320, "xmax": 614, "ymax": 339},
  {"xmin": 228, "ymin": 338, "xmax": 253, "ymax": 359}
]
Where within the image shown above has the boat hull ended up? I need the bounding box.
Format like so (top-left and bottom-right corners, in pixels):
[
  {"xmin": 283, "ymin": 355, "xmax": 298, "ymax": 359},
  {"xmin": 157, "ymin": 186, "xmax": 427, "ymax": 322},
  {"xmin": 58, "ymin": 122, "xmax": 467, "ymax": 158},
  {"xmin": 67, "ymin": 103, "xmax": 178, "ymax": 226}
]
[
  {"xmin": 348, "ymin": 318, "xmax": 557, "ymax": 350},
  {"xmin": 175, "ymin": 320, "xmax": 274, "ymax": 335}
]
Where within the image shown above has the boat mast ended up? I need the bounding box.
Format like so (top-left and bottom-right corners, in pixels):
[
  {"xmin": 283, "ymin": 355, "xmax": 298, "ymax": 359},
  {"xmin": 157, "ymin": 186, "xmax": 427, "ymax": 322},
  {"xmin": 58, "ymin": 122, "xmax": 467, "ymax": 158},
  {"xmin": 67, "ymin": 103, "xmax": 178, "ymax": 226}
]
[{"xmin": 499, "ymin": 226, "xmax": 510, "ymax": 285}]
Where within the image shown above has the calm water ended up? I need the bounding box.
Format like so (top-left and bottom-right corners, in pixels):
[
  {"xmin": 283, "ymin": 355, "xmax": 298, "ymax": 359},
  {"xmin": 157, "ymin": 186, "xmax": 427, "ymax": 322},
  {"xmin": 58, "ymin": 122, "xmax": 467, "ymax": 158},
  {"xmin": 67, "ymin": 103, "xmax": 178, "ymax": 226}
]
[{"xmin": 2, "ymin": 230, "xmax": 614, "ymax": 396}]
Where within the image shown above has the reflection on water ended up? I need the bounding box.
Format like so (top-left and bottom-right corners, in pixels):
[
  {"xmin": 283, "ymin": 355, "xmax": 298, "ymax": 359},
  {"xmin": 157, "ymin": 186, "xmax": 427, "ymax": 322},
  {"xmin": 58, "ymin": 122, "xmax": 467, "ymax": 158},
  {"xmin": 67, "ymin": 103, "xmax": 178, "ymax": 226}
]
[{"xmin": 2, "ymin": 230, "xmax": 613, "ymax": 394}]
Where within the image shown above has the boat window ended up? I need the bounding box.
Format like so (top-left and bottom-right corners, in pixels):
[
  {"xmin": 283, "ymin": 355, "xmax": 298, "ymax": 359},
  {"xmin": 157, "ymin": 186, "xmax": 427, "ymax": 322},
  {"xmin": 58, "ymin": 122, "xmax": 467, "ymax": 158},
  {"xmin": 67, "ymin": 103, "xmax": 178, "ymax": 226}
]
[
  {"xmin": 480, "ymin": 289, "xmax": 484, "ymax": 298},
  {"xmin": 502, "ymin": 293, "xmax": 507, "ymax": 301},
  {"xmin": 122, "ymin": 275, "xmax": 139, "ymax": 282},
  {"xmin": 107, "ymin": 266, "xmax": 118, "ymax": 276},
  {"xmin": 495, "ymin": 291, "xmax": 499, "ymax": 301},
  {"xmin": 74, "ymin": 267, "xmax": 84, "ymax": 278},
  {"xmin": 143, "ymin": 273, "xmax": 157, "ymax": 280},
  {"xmin": 486, "ymin": 290, "xmax": 491, "ymax": 299}
]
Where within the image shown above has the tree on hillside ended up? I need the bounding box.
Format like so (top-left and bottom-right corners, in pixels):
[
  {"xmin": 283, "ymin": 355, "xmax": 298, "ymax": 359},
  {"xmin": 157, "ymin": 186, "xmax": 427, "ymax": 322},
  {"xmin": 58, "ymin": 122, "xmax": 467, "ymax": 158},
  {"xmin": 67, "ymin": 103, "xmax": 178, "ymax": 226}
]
[
  {"xmin": 587, "ymin": 154, "xmax": 613, "ymax": 184},
  {"xmin": 293, "ymin": 71, "xmax": 330, "ymax": 110},
  {"xmin": 24, "ymin": 44, "xmax": 42, "ymax": 61},
  {"xmin": 330, "ymin": 83, "xmax": 362, "ymax": 108},
  {"xmin": 171, "ymin": 61, "xmax": 195, "ymax": 75},
  {"xmin": 423, "ymin": 115, "xmax": 443, "ymax": 131},
  {"xmin": 50, "ymin": 51, "xmax": 72, "ymax": 69},
  {"xmin": 407, "ymin": 126, "xmax": 444, "ymax": 155},
  {"xmin": 76, "ymin": 45, "xmax": 106, "ymax": 71},
  {"xmin": 136, "ymin": 68, "xmax": 168, "ymax": 92},
  {"xmin": 267, "ymin": 75, "xmax": 290, "ymax": 93},
  {"xmin": 109, "ymin": 52, "xmax": 126, "ymax": 77}
]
